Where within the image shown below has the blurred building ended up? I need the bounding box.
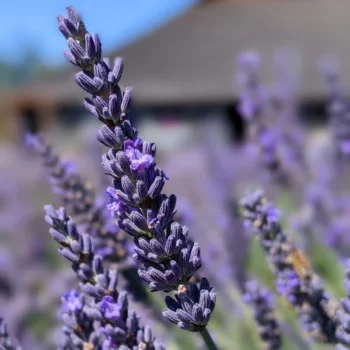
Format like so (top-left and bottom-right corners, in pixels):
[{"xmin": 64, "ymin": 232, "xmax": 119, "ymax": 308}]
[{"xmin": 1, "ymin": 0, "xmax": 350, "ymax": 142}]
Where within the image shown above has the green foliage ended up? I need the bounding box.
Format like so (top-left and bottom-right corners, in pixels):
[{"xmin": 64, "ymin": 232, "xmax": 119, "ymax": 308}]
[
  {"xmin": 245, "ymin": 238, "xmax": 275, "ymax": 289},
  {"xmin": 45, "ymin": 240, "xmax": 64, "ymax": 269},
  {"xmin": 308, "ymin": 236, "xmax": 344, "ymax": 298},
  {"xmin": 23, "ymin": 311, "xmax": 56, "ymax": 339}
]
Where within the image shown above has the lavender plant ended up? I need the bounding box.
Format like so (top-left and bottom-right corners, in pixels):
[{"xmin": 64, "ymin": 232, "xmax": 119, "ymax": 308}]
[
  {"xmin": 240, "ymin": 190, "xmax": 338, "ymax": 343},
  {"xmin": 3, "ymin": 4, "xmax": 348, "ymax": 350},
  {"xmin": 243, "ymin": 280, "xmax": 281, "ymax": 349},
  {"xmin": 56, "ymin": 6, "xmax": 217, "ymax": 349},
  {"xmin": 44, "ymin": 205, "xmax": 165, "ymax": 349}
]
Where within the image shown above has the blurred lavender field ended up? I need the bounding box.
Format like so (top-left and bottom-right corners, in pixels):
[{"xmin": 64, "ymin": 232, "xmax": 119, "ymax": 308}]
[{"xmin": 2, "ymin": 1, "xmax": 350, "ymax": 349}]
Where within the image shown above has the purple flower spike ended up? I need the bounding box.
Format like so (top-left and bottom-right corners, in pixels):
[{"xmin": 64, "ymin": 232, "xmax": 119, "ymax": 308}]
[
  {"xmin": 45, "ymin": 205, "xmax": 165, "ymax": 349},
  {"xmin": 236, "ymin": 51, "xmax": 306, "ymax": 188},
  {"xmin": 240, "ymin": 190, "xmax": 337, "ymax": 344},
  {"xmin": 58, "ymin": 4, "xmax": 216, "ymax": 343}
]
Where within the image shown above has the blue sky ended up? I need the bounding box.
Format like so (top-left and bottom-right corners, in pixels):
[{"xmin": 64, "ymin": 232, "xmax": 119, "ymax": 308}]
[{"xmin": 0, "ymin": 0, "xmax": 197, "ymax": 65}]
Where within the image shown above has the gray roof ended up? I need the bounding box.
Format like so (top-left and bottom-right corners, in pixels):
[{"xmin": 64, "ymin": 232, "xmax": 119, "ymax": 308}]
[{"xmin": 6, "ymin": 0, "xmax": 350, "ymax": 106}]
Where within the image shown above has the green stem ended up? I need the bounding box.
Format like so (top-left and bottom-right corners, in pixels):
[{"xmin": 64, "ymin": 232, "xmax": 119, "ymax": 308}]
[{"xmin": 200, "ymin": 328, "xmax": 219, "ymax": 350}]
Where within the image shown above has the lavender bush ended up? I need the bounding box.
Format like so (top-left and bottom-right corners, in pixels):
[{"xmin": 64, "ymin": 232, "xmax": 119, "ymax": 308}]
[{"xmin": 4, "ymin": 4, "xmax": 350, "ymax": 350}]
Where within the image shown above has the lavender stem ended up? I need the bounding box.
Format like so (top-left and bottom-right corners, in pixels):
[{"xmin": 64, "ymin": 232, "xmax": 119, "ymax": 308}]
[{"xmin": 200, "ymin": 328, "xmax": 219, "ymax": 350}]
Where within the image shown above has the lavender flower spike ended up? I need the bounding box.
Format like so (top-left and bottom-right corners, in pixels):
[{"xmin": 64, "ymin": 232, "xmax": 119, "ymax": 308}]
[
  {"xmin": 45, "ymin": 205, "xmax": 165, "ymax": 350},
  {"xmin": 240, "ymin": 190, "xmax": 338, "ymax": 344},
  {"xmin": 57, "ymin": 6, "xmax": 217, "ymax": 343},
  {"xmin": 236, "ymin": 52, "xmax": 290, "ymax": 186},
  {"xmin": 243, "ymin": 280, "xmax": 281, "ymax": 350},
  {"xmin": 236, "ymin": 51, "xmax": 263, "ymax": 123},
  {"xmin": 336, "ymin": 260, "xmax": 350, "ymax": 348},
  {"xmin": 0, "ymin": 318, "xmax": 21, "ymax": 350}
]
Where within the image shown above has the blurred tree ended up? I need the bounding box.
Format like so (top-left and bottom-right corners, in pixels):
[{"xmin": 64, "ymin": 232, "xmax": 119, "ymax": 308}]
[{"xmin": 0, "ymin": 44, "xmax": 47, "ymax": 87}]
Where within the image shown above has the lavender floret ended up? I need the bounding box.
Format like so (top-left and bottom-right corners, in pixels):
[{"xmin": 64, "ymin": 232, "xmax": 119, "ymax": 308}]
[{"xmin": 243, "ymin": 280, "xmax": 281, "ymax": 350}]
